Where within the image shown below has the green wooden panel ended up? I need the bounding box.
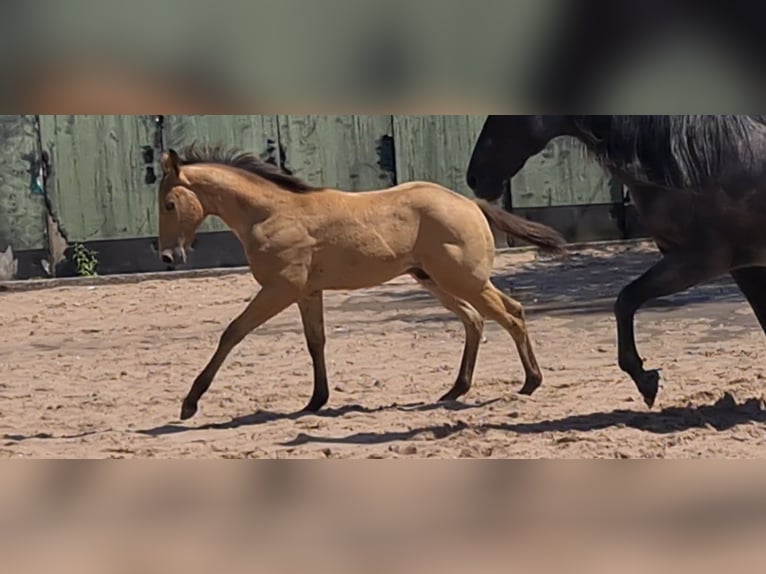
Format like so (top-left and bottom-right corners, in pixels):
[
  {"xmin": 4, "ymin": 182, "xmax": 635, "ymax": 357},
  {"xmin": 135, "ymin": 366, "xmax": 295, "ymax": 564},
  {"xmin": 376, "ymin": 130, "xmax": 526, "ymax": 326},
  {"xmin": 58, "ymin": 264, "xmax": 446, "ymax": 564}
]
[
  {"xmin": 164, "ymin": 115, "xmax": 280, "ymax": 232},
  {"xmin": 164, "ymin": 115, "xmax": 279, "ymax": 153},
  {"xmin": 392, "ymin": 115, "xmax": 486, "ymax": 196},
  {"xmin": 277, "ymin": 115, "xmax": 395, "ymax": 191},
  {"xmin": 510, "ymin": 137, "xmax": 614, "ymax": 208},
  {"xmin": 39, "ymin": 115, "xmax": 158, "ymax": 241},
  {"xmin": 0, "ymin": 115, "xmax": 46, "ymax": 250}
]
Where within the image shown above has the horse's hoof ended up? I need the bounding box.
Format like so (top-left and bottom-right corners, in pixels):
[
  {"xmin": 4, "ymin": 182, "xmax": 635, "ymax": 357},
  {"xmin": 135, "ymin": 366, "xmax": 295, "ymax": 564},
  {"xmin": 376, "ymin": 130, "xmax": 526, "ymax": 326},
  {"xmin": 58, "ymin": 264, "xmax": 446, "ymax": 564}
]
[
  {"xmin": 439, "ymin": 379, "xmax": 470, "ymax": 402},
  {"xmin": 519, "ymin": 377, "xmax": 542, "ymax": 396},
  {"xmin": 637, "ymin": 370, "xmax": 660, "ymax": 408},
  {"xmin": 438, "ymin": 389, "xmax": 464, "ymax": 402},
  {"xmin": 301, "ymin": 397, "xmax": 327, "ymax": 413},
  {"xmin": 180, "ymin": 401, "xmax": 198, "ymax": 421}
]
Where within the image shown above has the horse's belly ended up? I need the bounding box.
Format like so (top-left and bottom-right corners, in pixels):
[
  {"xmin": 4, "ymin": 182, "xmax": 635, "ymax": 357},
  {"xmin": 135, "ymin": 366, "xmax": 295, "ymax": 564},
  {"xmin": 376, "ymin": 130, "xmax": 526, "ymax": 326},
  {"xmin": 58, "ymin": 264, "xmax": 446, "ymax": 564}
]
[
  {"xmin": 630, "ymin": 187, "xmax": 719, "ymax": 249},
  {"xmin": 632, "ymin": 186, "xmax": 766, "ymax": 254},
  {"xmin": 309, "ymin": 255, "xmax": 411, "ymax": 291}
]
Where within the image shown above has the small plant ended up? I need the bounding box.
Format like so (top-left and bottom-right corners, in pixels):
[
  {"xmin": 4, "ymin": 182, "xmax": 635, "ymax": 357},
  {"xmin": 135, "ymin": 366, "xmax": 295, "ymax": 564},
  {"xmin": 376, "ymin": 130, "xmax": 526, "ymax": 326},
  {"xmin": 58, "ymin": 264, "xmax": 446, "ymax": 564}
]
[{"xmin": 70, "ymin": 243, "xmax": 99, "ymax": 277}]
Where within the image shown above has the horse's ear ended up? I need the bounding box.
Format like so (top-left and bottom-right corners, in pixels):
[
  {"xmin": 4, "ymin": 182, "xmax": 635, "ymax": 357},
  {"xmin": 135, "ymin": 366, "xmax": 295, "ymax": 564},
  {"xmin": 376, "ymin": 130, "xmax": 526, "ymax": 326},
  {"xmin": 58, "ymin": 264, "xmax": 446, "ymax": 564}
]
[{"xmin": 160, "ymin": 149, "xmax": 180, "ymax": 177}]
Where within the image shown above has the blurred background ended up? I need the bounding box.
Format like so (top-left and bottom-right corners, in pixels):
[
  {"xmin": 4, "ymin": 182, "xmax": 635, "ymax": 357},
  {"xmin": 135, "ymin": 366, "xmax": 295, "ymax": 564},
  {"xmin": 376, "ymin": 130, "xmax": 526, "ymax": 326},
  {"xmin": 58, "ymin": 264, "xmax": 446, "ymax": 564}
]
[
  {"xmin": 0, "ymin": 0, "xmax": 763, "ymax": 112},
  {"xmin": 1, "ymin": 461, "xmax": 765, "ymax": 573}
]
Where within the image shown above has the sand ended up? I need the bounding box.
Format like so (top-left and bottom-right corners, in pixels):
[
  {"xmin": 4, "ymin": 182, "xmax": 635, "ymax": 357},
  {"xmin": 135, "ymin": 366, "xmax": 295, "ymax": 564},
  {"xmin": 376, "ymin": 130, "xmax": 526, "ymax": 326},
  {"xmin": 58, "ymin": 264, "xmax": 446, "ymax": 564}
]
[{"xmin": 1, "ymin": 240, "xmax": 765, "ymax": 458}]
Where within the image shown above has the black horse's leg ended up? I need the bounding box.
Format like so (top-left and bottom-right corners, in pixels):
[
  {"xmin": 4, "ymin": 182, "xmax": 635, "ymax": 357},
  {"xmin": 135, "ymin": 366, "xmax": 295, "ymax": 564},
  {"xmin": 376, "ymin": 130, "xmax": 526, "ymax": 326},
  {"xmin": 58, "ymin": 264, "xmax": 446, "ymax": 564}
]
[
  {"xmin": 614, "ymin": 254, "xmax": 726, "ymax": 408},
  {"xmin": 731, "ymin": 267, "xmax": 766, "ymax": 333}
]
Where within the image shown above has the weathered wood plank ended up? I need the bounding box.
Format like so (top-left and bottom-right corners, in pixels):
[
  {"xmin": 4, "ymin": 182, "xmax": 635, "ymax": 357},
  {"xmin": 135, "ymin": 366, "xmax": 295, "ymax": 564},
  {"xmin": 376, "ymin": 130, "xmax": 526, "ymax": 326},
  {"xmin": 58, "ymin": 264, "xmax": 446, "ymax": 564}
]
[
  {"xmin": 277, "ymin": 115, "xmax": 395, "ymax": 191},
  {"xmin": 38, "ymin": 115, "xmax": 158, "ymax": 241},
  {"xmin": 0, "ymin": 116, "xmax": 46, "ymax": 251},
  {"xmin": 164, "ymin": 115, "xmax": 280, "ymax": 155},
  {"xmin": 510, "ymin": 137, "xmax": 614, "ymax": 208},
  {"xmin": 392, "ymin": 115, "xmax": 486, "ymax": 196},
  {"xmin": 164, "ymin": 115, "xmax": 280, "ymax": 232}
]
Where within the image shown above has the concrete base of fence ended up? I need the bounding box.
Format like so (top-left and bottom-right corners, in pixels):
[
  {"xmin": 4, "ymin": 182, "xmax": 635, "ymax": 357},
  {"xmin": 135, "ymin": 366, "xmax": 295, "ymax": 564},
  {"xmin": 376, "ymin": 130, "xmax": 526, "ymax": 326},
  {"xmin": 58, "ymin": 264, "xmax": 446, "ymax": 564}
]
[{"xmin": 8, "ymin": 230, "xmax": 248, "ymax": 281}]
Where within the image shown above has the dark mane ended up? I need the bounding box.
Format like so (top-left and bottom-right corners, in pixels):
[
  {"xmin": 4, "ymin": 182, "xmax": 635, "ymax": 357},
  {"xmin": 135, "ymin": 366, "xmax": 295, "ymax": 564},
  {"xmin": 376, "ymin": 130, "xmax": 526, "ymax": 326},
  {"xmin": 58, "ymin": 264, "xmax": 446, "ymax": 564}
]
[
  {"xmin": 178, "ymin": 143, "xmax": 319, "ymax": 193},
  {"xmin": 570, "ymin": 115, "xmax": 766, "ymax": 189}
]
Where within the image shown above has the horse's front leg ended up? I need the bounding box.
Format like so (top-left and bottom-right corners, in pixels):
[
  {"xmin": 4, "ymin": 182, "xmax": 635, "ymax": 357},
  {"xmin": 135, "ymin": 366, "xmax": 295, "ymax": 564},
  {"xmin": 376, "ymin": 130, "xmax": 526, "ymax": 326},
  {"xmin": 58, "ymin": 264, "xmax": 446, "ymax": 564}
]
[
  {"xmin": 297, "ymin": 291, "xmax": 329, "ymax": 412},
  {"xmin": 730, "ymin": 267, "xmax": 766, "ymax": 333},
  {"xmin": 614, "ymin": 253, "xmax": 727, "ymax": 408},
  {"xmin": 180, "ymin": 285, "xmax": 298, "ymax": 420}
]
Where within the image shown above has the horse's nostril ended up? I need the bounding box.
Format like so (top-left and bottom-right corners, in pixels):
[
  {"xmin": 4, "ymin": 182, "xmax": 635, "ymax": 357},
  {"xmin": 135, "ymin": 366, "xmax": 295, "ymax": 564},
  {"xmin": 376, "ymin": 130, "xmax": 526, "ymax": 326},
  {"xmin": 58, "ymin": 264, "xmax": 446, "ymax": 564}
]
[{"xmin": 161, "ymin": 253, "xmax": 174, "ymax": 265}]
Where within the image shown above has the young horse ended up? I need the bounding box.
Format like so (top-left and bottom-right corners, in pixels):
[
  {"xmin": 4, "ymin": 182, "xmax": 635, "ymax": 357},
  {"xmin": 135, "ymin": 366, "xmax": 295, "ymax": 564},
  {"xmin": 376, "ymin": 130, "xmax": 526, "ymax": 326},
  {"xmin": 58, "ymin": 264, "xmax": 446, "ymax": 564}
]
[
  {"xmin": 466, "ymin": 115, "xmax": 766, "ymax": 408},
  {"xmin": 157, "ymin": 145, "xmax": 566, "ymax": 421}
]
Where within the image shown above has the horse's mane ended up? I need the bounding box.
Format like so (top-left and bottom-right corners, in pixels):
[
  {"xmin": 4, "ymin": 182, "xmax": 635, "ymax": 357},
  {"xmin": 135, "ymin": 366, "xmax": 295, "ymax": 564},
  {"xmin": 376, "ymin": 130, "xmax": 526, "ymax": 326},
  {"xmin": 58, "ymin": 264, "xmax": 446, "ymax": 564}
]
[
  {"xmin": 569, "ymin": 115, "xmax": 766, "ymax": 189},
  {"xmin": 178, "ymin": 143, "xmax": 319, "ymax": 193}
]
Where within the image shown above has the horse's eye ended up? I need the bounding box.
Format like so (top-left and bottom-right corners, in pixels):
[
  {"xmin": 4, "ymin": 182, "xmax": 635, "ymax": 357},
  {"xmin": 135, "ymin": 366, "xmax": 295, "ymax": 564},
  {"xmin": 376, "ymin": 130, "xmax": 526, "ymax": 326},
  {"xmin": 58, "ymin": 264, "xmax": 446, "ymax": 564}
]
[{"xmin": 165, "ymin": 201, "xmax": 175, "ymax": 211}]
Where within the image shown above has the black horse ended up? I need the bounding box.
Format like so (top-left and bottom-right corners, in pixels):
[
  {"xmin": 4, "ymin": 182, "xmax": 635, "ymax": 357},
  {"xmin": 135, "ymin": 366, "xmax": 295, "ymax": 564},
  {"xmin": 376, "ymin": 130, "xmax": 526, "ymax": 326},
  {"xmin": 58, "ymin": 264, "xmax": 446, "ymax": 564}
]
[{"xmin": 466, "ymin": 115, "xmax": 766, "ymax": 407}]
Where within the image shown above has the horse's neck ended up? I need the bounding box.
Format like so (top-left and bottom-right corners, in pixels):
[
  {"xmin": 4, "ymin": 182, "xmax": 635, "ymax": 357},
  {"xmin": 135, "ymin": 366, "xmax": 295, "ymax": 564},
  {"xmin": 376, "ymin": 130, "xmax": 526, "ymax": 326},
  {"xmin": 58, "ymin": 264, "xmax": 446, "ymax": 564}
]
[{"xmin": 192, "ymin": 176, "xmax": 285, "ymax": 237}]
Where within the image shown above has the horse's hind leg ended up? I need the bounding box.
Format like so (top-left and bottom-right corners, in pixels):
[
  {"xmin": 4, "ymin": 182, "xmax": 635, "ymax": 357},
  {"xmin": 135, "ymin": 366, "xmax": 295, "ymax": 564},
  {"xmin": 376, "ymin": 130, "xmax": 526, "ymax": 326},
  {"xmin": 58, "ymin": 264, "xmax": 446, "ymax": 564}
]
[
  {"xmin": 614, "ymin": 254, "xmax": 727, "ymax": 408},
  {"xmin": 731, "ymin": 267, "xmax": 766, "ymax": 333},
  {"xmin": 180, "ymin": 286, "xmax": 298, "ymax": 420},
  {"xmin": 462, "ymin": 281, "xmax": 544, "ymax": 396},
  {"xmin": 411, "ymin": 271, "xmax": 485, "ymax": 401},
  {"xmin": 495, "ymin": 288, "xmax": 544, "ymax": 395},
  {"xmin": 297, "ymin": 291, "xmax": 329, "ymax": 412}
]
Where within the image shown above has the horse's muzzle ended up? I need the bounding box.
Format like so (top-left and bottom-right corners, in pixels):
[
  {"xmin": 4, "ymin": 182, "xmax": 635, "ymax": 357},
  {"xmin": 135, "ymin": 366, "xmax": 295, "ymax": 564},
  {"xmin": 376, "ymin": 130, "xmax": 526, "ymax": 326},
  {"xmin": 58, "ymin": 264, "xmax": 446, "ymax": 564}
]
[{"xmin": 160, "ymin": 246, "xmax": 187, "ymax": 266}]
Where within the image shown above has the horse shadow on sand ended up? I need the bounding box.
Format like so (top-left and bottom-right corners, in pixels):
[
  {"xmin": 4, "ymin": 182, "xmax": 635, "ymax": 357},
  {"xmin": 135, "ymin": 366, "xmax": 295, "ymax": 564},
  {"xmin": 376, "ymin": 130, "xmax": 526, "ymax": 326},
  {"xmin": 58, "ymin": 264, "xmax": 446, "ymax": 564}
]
[
  {"xmin": 277, "ymin": 392, "xmax": 766, "ymax": 448},
  {"xmin": 132, "ymin": 391, "xmax": 766, "ymax": 449},
  {"xmin": 134, "ymin": 398, "xmax": 504, "ymax": 437},
  {"xmin": 5, "ymin": 393, "xmax": 763, "ymax": 447}
]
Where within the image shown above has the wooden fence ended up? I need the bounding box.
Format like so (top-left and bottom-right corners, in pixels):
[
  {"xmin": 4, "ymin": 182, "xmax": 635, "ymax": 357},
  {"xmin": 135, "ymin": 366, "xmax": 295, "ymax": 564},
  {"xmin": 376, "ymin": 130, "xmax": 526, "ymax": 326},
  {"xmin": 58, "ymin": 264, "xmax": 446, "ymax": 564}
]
[{"xmin": 0, "ymin": 115, "xmax": 640, "ymax": 280}]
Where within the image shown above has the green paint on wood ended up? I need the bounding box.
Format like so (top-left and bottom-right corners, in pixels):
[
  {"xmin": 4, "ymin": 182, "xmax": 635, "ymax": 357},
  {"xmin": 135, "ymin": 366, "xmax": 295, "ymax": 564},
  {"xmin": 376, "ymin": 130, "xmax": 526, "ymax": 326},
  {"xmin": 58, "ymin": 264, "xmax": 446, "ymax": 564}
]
[
  {"xmin": 393, "ymin": 115, "xmax": 486, "ymax": 197},
  {"xmin": 164, "ymin": 115, "xmax": 280, "ymax": 153},
  {"xmin": 277, "ymin": 115, "xmax": 395, "ymax": 191},
  {"xmin": 510, "ymin": 137, "xmax": 613, "ymax": 208},
  {"xmin": 0, "ymin": 115, "xmax": 46, "ymax": 250},
  {"xmin": 164, "ymin": 115, "xmax": 280, "ymax": 232},
  {"xmin": 39, "ymin": 115, "xmax": 159, "ymax": 241}
]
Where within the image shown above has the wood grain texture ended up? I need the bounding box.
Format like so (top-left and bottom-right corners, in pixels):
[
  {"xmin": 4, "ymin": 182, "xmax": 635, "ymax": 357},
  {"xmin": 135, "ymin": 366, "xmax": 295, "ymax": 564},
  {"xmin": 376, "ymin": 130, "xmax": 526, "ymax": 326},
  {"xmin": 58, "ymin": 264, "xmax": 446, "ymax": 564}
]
[
  {"xmin": 164, "ymin": 115, "xmax": 280, "ymax": 154},
  {"xmin": 277, "ymin": 115, "xmax": 395, "ymax": 191},
  {"xmin": 392, "ymin": 115, "xmax": 486, "ymax": 196},
  {"xmin": 0, "ymin": 115, "xmax": 46, "ymax": 250},
  {"xmin": 39, "ymin": 115, "xmax": 158, "ymax": 241},
  {"xmin": 510, "ymin": 137, "xmax": 614, "ymax": 208}
]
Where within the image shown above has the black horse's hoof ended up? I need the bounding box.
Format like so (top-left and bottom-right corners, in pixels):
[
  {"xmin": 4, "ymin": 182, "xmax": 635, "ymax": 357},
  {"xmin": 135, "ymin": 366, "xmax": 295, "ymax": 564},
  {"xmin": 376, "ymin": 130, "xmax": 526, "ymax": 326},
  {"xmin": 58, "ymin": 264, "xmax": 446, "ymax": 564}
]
[
  {"xmin": 636, "ymin": 369, "xmax": 660, "ymax": 408},
  {"xmin": 180, "ymin": 401, "xmax": 198, "ymax": 421}
]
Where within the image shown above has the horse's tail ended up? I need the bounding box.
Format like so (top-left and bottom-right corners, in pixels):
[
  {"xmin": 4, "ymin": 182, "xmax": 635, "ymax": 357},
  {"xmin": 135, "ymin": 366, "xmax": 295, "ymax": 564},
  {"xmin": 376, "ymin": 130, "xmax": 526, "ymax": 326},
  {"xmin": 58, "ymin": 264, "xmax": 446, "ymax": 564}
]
[{"xmin": 474, "ymin": 199, "xmax": 567, "ymax": 254}]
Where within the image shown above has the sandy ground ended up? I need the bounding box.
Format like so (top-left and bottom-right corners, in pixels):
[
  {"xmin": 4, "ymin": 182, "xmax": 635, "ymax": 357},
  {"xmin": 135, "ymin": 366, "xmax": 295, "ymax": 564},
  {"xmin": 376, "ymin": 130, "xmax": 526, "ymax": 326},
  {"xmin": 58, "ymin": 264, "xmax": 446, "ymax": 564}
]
[{"xmin": 1, "ymin": 240, "xmax": 765, "ymax": 458}]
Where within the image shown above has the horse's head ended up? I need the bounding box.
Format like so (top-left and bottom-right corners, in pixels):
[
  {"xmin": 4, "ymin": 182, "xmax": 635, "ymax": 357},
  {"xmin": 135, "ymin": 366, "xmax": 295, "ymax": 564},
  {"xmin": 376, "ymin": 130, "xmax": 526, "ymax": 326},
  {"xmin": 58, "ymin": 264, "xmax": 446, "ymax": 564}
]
[
  {"xmin": 157, "ymin": 149, "xmax": 204, "ymax": 267},
  {"xmin": 466, "ymin": 115, "xmax": 571, "ymax": 201}
]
